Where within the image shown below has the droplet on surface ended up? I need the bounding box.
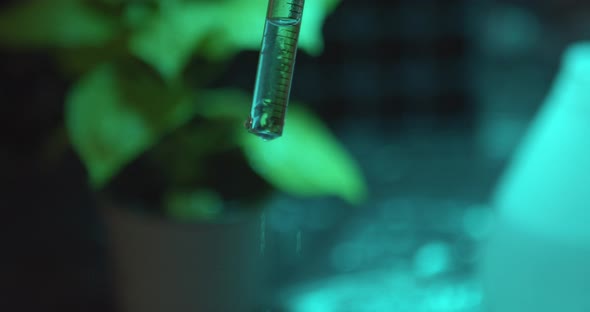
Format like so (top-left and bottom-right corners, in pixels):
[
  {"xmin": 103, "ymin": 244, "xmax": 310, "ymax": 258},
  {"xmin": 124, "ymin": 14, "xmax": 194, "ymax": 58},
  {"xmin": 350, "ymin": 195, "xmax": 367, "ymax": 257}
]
[{"xmin": 413, "ymin": 241, "xmax": 451, "ymax": 279}]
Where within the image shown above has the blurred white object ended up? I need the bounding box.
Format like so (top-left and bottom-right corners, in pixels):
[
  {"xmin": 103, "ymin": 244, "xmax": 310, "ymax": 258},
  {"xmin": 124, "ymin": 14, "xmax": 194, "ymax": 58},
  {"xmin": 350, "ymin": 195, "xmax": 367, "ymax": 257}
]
[
  {"xmin": 283, "ymin": 270, "xmax": 482, "ymax": 312},
  {"xmin": 481, "ymin": 42, "xmax": 590, "ymax": 312}
]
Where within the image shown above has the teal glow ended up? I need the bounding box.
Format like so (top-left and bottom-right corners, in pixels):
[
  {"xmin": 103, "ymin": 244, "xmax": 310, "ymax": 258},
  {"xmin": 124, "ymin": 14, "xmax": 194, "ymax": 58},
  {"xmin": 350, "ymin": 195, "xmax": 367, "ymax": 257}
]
[
  {"xmin": 494, "ymin": 42, "xmax": 590, "ymax": 244},
  {"xmin": 285, "ymin": 271, "xmax": 483, "ymax": 311},
  {"xmin": 483, "ymin": 42, "xmax": 590, "ymax": 312},
  {"xmin": 413, "ymin": 242, "xmax": 451, "ymax": 279}
]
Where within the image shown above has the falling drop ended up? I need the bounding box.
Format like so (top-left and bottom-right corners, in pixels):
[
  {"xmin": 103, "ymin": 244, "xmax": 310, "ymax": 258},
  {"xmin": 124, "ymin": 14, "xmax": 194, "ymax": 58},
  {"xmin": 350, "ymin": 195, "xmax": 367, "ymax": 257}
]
[
  {"xmin": 296, "ymin": 229, "xmax": 302, "ymax": 256},
  {"xmin": 260, "ymin": 212, "xmax": 266, "ymax": 255}
]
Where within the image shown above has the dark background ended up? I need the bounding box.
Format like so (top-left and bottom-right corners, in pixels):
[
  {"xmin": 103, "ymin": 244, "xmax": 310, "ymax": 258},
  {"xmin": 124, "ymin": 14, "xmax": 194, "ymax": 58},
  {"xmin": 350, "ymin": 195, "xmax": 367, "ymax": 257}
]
[{"xmin": 1, "ymin": 0, "xmax": 588, "ymax": 310}]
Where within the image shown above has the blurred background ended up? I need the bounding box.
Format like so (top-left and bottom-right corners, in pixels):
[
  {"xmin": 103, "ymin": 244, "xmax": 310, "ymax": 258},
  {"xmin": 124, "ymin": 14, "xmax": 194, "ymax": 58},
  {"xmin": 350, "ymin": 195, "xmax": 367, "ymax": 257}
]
[{"xmin": 1, "ymin": 0, "xmax": 588, "ymax": 311}]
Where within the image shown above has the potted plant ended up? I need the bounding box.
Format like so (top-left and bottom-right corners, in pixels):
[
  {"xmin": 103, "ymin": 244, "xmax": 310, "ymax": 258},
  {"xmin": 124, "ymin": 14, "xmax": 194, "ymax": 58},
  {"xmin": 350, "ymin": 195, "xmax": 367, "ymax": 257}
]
[{"xmin": 0, "ymin": 0, "xmax": 366, "ymax": 310}]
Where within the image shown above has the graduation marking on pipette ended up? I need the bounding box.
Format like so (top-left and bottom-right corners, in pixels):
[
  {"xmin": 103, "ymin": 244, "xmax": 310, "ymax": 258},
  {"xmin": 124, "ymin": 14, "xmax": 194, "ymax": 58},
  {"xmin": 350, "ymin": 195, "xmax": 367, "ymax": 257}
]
[{"xmin": 246, "ymin": 0, "xmax": 305, "ymax": 140}]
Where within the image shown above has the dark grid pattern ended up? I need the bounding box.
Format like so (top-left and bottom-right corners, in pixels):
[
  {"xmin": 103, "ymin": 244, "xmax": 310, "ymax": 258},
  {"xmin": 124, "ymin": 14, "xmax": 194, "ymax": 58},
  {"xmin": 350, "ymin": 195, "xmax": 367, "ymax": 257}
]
[
  {"xmin": 215, "ymin": 0, "xmax": 475, "ymax": 130},
  {"xmin": 294, "ymin": 0, "xmax": 474, "ymax": 128}
]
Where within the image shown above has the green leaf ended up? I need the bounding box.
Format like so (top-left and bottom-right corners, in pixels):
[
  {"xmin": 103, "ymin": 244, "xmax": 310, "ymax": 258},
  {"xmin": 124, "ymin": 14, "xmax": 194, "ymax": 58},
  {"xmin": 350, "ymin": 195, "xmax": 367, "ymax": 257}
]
[
  {"xmin": 201, "ymin": 0, "xmax": 340, "ymax": 60},
  {"xmin": 0, "ymin": 0, "xmax": 116, "ymax": 48},
  {"xmin": 65, "ymin": 62, "xmax": 197, "ymax": 188},
  {"xmin": 240, "ymin": 105, "xmax": 367, "ymax": 205},
  {"xmin": 195, "ymin": 88, "xmax": 251, "ymax": 120},
  {"xmin": 128, "ymin": 2, "xmax": 220, "ymax": 82},
  {"xmin": 129, "ymin": 0, "xmax": 339, "ymax": 80}
]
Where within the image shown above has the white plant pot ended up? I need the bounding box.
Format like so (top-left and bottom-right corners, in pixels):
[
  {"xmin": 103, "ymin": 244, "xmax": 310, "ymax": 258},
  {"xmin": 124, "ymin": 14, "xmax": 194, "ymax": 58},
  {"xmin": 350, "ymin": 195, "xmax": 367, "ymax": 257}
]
[
  {"xmin": 480, "ymin": 42, "xmax": 590, "ymax": 312},
  {"xmin": 103, "ymin": 205, "xmax": 267, "ymax": 312}
]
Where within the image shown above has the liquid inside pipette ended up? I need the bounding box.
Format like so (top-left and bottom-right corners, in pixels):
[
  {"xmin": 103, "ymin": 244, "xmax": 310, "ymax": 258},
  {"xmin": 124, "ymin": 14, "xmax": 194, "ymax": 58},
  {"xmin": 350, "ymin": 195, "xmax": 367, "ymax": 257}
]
[{"xmin": 247, "ymin": 1, "xmax": 304, "ymax": 140}]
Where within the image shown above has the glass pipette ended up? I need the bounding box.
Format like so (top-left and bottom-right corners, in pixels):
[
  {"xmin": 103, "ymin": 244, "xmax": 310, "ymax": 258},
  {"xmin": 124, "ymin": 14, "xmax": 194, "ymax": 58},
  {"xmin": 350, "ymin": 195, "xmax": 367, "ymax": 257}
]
[{"xmin": 246, "ymin": 0, "xmax": 305, "ymax": 140}]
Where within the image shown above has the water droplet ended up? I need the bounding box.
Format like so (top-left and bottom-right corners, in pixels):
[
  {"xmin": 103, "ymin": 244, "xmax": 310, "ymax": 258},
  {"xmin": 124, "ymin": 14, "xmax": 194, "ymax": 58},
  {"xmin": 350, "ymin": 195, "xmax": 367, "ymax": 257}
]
[
  {"xmin": 296, "ymin": 229, "xmax": 302, "ymax": 256},
  {"xmin": 413, "ymin": 241, "xmax": 451, "ymax": 278},
  {"xmin": 260, "ymin": 212, "xmax": 266, "ymax": 255}
]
